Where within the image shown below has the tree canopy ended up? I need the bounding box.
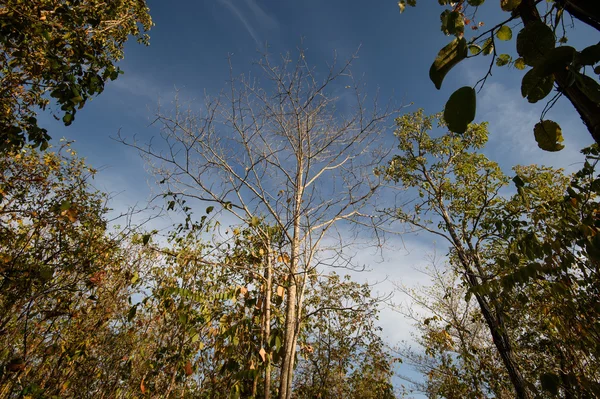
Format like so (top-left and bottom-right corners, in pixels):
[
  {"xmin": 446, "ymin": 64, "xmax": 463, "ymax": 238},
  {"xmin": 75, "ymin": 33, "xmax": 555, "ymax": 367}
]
[{"xmin": 0, "ymin": 0, "xmax": 152, "ymax": 151}]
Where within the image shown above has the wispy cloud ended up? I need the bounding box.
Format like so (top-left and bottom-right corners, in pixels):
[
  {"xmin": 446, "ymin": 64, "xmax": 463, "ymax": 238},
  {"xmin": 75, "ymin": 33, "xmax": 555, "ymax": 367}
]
[
  {"xmin": 218, "ymin": 0, "xmax": 278, "ymax": 47},
  {"xmin": 243, "ymin": 0, "xmax": 278, "ymax": 29}
]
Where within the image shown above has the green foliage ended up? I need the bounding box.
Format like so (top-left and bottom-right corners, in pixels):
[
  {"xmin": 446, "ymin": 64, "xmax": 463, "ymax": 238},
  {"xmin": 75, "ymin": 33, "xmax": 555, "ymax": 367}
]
[
  {"xmin": 294, "ymin": 274, "xmax": 396, "ymax": 399},
  {"xmin": 0, "ymin": 0, "xmax": 153, "ymax": 152},
  {"xmin": 384, "ymin": 110, "xmax": 600, "ymax": 398},
  {"xmin": 521, "ymin": 69, "xmax": 555, "ymax": 103},
  {"xmin": 429, "ymin": 37, "xmax": 467, "ymax": 90},
  {"xmin": 533, "ymin": 120, "xmax": 564, "ymax": 151},
  {"xmin": 401, "ymin": 0, "xmax": 600, "ymax": 148},
  {"xmin": 0, "ymin": 146, "xmax": 393, "ymax": 398},
  {"xmin": 496, "ymin": 25, "xmax": 512, "ymax": 41},
  {"xmin": 444, "ymin": 86, "xmax": 476, "ymax": 133},
  {"xmin": 516, "ymin": 21, "xmax": 555, "ymax": 67}
]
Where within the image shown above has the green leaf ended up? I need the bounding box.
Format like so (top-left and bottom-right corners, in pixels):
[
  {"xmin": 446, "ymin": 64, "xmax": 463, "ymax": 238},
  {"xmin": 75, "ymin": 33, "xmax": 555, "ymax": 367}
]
[
  {"xmin": 62, "ymin": 113, "xmax": 74, "ymax": 126},
  {"xmin": 521, "ymin": 69, "xmax": 555, "ymax": 103},
  {"xmin": 142, "ymin": 234, "xmax": 151, "ymax": 246},
  {"xmin": 468, "ymin": 44, "xmax": 481, "ymax": 55},
  {"xmin": 496, "ymin": 53, "xmax": 512, "ymax": 67},
  {"xmin": 534, "ymin": 120, "xmax": 565, "ymax": 152},
  {"xmin": 514, "ymin": 57, "xmax": 526, "ymax": 70},
  {"xmin": 442, "ymin": 11, "xmax": 464, "ymax": 36},
  {"xmin": 467, "ymin": 0, "xmax": 485, "ymax": 5},
  {"xmin": 429, "ymin": 38, "xmax": 468, "ymax": 90},
  {"xmin": 513, "ymin": 175, "xmax": 525, "ymax": 188},
  {"xmin": 482, "ymin": 38, "xmax": 494, "ymax": 55},
  {"xmin": 501, "ymin": 0, "xmax": 521, "ymax": 11},
  {"xmin": 444, "ymin": 86, "xmax": 476, "ymax": 134},
  {"xmin": 577, "ymin": 42, "xmax": 600, "ymax": 66},
  {"xmin": 250, "ymin": 216, "xmax": 260, "ymax": 227},
  {"xmin": 206, "ymin": 206, "xmax": 214, "ymax": 214},
  {"xmin": 127, "ymin": 305, "xmax": 138, "ymax": 322},
  {"xmin": 516, "ymin": 20, "xmax": 555, "ymax": 67},
  {"xmin": 496, "ymin": 25, "xmax": 512, "ymax": 41},
  {"xmin": 535, "ymin": 46, "xmax": 576, "ymax": 76},
  {"xmin": 39, "ymin": 266, "xmax": 54, "ymax": 282}
]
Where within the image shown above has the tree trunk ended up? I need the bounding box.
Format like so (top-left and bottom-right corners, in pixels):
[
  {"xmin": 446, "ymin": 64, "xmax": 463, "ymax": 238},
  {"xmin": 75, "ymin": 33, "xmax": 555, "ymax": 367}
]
[
  {"xmin": 555, "ymin": 70, "xmax": 600, "ymax": 145},
  {"xmin": 278, "ymin": 276, "xmax": 297, "ymax": 399},
  {"xmin": 439, "ymin": 205, "xmax": 531, "ymax": 399},
  {"xmin": 557, "ymin": 0, "xmax": 600, "ymax": 32},
  {"xmin": 263, "ymin": 247, "xmax": 273, "ymax": 399},
  {"xmin": 472, "ymin": 290, "xmax": 531, "ymax": 399}
]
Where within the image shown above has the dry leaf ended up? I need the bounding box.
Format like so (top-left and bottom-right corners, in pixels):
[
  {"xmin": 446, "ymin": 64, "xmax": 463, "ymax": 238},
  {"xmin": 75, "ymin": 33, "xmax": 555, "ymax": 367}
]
[
  {"xmin": 276, "ymin": 285, "xmax": 284, "ymax": 297},
  {"xmin": 259, "ymin": 347, "xmax": 266, "ymax": 362},
  {"xmin": 140, "ymin": 377, "xmax": 146, "ymax": 394},
  {"xmin": 61, "ymin": 208, "xmax": 77, "ymax": 222},
  {"xmin": 184, "ymin": 360, "xmax": 193, "ymax": 376}
]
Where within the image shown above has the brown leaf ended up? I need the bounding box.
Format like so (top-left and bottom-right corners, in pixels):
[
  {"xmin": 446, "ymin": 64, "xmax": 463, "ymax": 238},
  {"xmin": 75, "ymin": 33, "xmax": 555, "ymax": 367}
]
[
  {"xmin": 61, "ymin": 208, "xmax": 78, "ymax": 222},
  {"xmin": 7, "ymin": 360, "xmax": 25, "ymax": 372},
  {"xmin": 140, "ymin": 377, "xmax": 146, "ymax": 394},
  {"xmin": 276, "ymin": 285, "xmax": 284, "ymax": 297},
  {"xmin": 184, "ymin": 360, "xmax": 193, "ymax": 376},
  {"xmin": 259, "ymin": 347, "xmax": 266, "ymax": 362}
]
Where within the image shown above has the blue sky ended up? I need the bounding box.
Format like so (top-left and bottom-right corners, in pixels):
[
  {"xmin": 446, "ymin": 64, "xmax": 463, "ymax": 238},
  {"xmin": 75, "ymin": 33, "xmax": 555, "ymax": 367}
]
[{"xmin": 35, "ymin": 0, "xmax": 598, "ymax": 395}]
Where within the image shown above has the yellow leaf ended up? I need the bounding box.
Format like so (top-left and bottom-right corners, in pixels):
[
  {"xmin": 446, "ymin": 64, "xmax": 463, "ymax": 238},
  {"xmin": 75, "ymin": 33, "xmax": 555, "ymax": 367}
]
[{"xmin": 276, "ymin": 285, "xmax": 285, "ymax": 297}]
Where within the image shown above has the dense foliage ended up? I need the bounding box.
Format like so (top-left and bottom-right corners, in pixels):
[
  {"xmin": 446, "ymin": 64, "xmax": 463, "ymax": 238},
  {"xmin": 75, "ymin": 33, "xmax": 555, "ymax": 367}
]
[
  {"xmin": 0, "ymin": 0, "xmax": 152, "ymax": 151},
  {"xmin": 384, "ymin": 110, "xmax": 600, "ymax": 398},
  {"xmin": 0, "ymin": 147, "xmax": 397, "ymax": 398}
]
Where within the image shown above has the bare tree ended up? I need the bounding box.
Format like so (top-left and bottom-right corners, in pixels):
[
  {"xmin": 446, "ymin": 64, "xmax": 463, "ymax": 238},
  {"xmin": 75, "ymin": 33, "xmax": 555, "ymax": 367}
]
[{"xmin": 119, "ymin": 48, "xmax": 398, "ymax": 399}]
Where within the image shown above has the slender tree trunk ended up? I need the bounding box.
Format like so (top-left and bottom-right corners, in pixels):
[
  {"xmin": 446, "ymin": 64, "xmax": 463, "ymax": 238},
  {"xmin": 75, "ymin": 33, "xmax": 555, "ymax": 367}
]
[
  {"xmin": 278, "ymin": 275, "xmax": 297, "ymax": 399},
  {"xmin": 472, "ymin": 290, "xmax": 531, "ymax": 399},
  {"xmin": 263, "ymin": 247, "xmax": 273, "ymax": 399},
  {"xmin": 439, "ymin": 204, "xmax": 531, "ymax": 399},
  {"xmin": 278, "ymin": 156, "xmax": 305, "ymax": 399}
]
